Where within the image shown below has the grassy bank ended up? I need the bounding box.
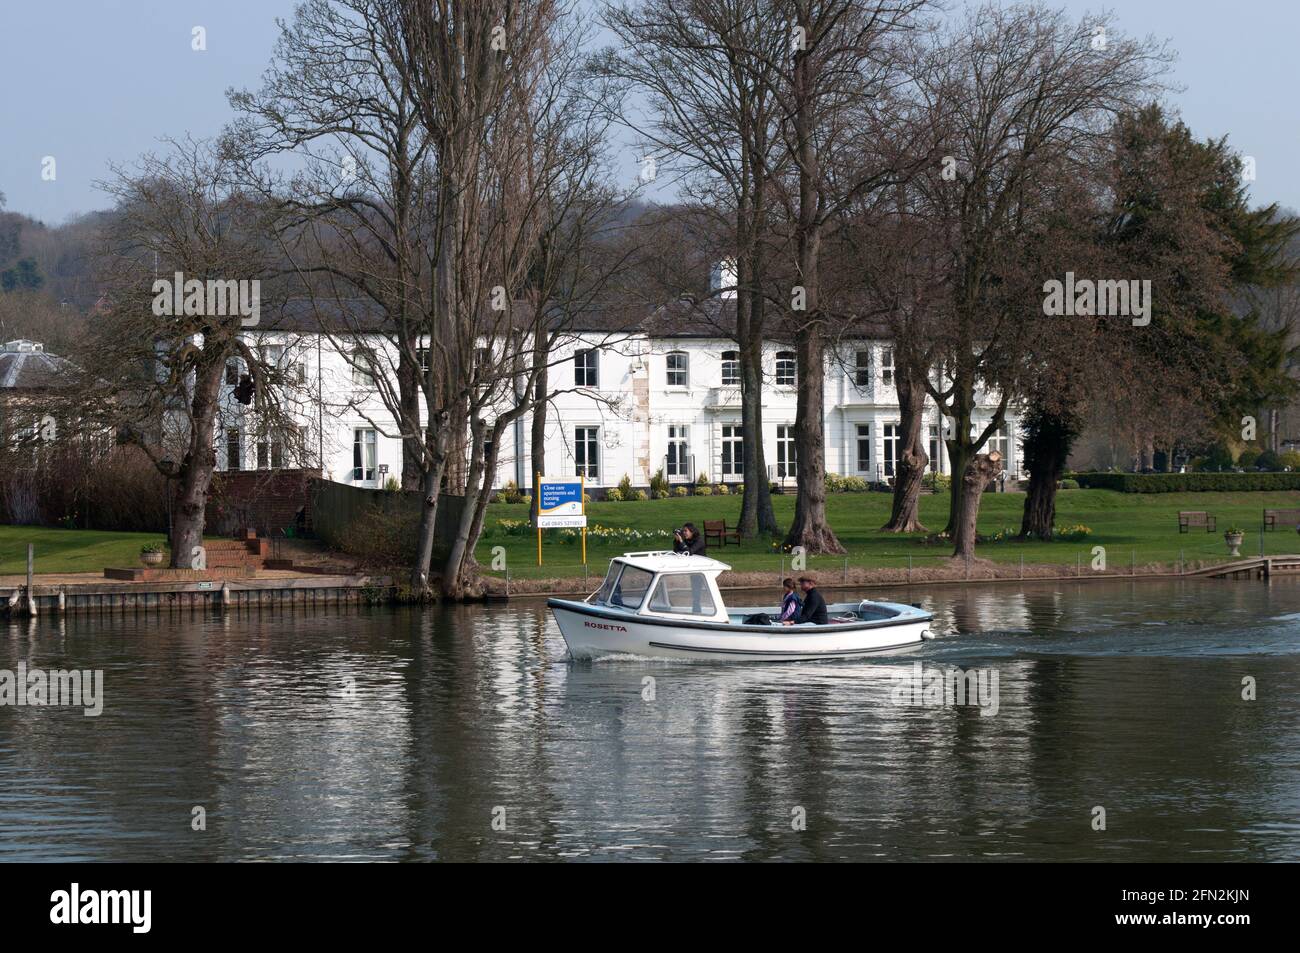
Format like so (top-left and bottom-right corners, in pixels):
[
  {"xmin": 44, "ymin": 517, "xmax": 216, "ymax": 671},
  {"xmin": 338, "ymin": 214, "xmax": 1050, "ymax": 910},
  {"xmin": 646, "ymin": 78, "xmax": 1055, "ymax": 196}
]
[
  {"xmin": 476, "ymin": 488, "xmax": 1300, "ymax": 582},
  {"xmin": 0, "ymin": 526, "xmax": 168, "ymax": 574}
]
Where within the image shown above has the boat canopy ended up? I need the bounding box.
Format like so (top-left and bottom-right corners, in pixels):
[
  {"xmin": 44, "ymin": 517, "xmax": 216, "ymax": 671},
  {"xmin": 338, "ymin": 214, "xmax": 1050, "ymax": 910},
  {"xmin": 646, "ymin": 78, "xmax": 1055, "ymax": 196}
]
[{"xmin": 589, "ymin": 552, "xmax": 731, "ymax": 622}]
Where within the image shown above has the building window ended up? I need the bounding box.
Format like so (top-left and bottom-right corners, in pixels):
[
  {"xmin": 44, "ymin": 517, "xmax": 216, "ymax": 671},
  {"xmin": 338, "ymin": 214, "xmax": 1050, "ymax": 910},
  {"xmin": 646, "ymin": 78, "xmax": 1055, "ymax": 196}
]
[
  {"xmin": 225, "ymin": 360, "xmax": 240, "ymax": 385},
  {"xmin": 574, "ymin": 426, "xmax": 600, "ymax": 482},
  {"xmin": 855, "ymin": 350, "xmax": 871, "ymax": 387},
  {"xmin": 225, "ymin": 428, "xmax": 242, "ymax": 471},
  {"xmin": 721, "ymin": 424, "xmax": 744, "ymax": 479},
  {"xmin": 988, "ymin": 424, "xmax": 1009, "ymax": 467},
  {"xmin": 294, "ymin": 361, "xmax": 307, "ymax": 383},
  {"xmin": 883, "ymin": 423, "xmax": 900, "ymax": 478},
  {"xmin": 720, "ymin": 350, "xmax": 739, "ymax": 386},
  {"xmin": 856, "ymin": 424, "xmax": 871, "ymax": 472},
  {"xmin": 775, "ymin": 351, "xmax": 796, "ymax": 386},
  {"xmin": 666, "ymin": 425, "xmax": 690, "ymax": 479},
  {"xmin": 574, "ymin": 348, "xmax": 598, "ymax": 387},
  {"xmin": 258, "ymin": 344, "xmax": 282, "ymax": 367},
  {"xmin": 929, "ymin": 424, "xmax": 942, "ymax": 473},
  {"xmin": 881, "ymin": 347, "xmax": 895, "ymax": 387},
  {"xmin": 353, "ymin": 428, "xmax": 377, "ymax": 482},
  {"xmin": 776, "ymin": 424, "xmax": 797, "ymax": 478},
  {"xmin": 417, "ymin": 347, "xmax": 429, "ymax": 373},
  {"xmin": 257, "ymin": 437, "xmax": 284, "ymax": 470},
  {"xmin": 351, "ymin": 348, "xmax": 374, "ymax": 387},
  {"xmin": 666, "ymin": 351, "xmax": 689, "ymax": 388}
]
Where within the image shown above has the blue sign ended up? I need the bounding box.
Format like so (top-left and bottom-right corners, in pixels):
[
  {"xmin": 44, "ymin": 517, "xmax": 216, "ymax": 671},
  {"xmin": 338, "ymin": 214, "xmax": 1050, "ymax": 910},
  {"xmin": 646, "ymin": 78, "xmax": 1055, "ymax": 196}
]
[{"xmin": 538, "ymin": 479, "xmax": 586, "ymax": 527}]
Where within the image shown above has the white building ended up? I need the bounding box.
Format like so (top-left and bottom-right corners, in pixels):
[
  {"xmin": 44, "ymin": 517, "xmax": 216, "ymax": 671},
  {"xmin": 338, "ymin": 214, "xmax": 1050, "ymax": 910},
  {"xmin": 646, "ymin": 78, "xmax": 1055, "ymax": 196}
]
[{"xmin": 215, "ymin": 293, "xmax": 1021, "ymax": 492}]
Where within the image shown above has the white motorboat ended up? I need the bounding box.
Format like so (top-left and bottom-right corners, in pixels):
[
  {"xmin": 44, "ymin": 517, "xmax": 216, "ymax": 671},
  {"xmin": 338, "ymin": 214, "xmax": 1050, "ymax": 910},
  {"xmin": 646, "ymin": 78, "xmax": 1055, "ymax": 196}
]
[{"xmin": 549, "ymin": 551, "xmax": 933, "ymax": 661}]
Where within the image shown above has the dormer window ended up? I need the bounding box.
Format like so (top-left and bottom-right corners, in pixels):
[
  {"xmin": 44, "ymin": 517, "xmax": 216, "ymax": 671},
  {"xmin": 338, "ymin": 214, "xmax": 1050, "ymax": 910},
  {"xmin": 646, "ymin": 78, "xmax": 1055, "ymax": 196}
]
[
  {"xmin": 574, "ymin": 348, "xmax": 599, "ymax": 387},
  {"xmin": 854, "ymin": 350, "xmax": 871, "ymax": 387},
  {"xmin": 666, "ymin": 351, "xmax": 689, "ymax": 388},
  {"xmin": 720, "ymin": 350, "xmax": 739, "ymax": 386},
  {"xmin": 775, "ymin": 351, "xmax": 796, "ymax": 386}
]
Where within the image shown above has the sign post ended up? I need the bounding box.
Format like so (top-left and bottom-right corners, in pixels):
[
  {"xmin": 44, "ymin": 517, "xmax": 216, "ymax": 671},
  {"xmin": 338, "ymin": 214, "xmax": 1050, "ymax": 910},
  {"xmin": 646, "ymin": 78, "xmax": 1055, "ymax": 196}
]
[{"xmin": 536, "ymin": 475, "xmax": 587, "ymax": 566}]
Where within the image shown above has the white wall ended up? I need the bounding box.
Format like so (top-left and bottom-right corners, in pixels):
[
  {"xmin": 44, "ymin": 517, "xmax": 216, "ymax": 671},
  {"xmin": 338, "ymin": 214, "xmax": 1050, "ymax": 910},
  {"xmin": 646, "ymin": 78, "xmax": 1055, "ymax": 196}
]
[{"xmin": 216, "ymin": 331, "xmax": 1022, "ymax": 491}]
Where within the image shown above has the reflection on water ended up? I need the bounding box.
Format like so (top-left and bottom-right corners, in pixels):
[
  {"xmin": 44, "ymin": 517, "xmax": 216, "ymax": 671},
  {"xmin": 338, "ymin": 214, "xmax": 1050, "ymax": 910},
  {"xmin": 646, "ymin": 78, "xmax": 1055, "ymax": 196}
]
[{"xmin": 1, "ymin": 578, "xmax": 1297, "ymax": 861}]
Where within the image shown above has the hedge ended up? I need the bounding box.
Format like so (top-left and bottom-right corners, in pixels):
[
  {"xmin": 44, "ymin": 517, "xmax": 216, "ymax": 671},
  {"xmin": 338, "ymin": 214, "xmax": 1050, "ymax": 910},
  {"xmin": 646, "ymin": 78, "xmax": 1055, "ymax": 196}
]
[{"xmin": 1071, "ymin": 471, "xmax": 1300, "ymax": 493}]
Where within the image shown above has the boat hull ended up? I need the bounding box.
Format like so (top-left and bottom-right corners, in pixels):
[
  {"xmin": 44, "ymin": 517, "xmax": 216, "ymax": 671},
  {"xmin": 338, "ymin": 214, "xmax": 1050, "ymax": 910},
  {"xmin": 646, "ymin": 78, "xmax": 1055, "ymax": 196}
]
[{"xmin": 549, "ymin": 599, "xmax": 932, "ymax": 661}]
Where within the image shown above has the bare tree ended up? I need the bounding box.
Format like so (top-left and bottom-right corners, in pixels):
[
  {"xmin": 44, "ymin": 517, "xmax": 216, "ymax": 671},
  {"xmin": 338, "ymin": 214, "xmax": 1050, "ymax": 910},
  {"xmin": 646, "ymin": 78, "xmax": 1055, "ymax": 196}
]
[
  {"xmin": 595, "ymin": 0, "xmax": 788, "ymax": 537},
  {"xmin": 84, "ymin": 139, "xmax": 301, "ymax": 568}
]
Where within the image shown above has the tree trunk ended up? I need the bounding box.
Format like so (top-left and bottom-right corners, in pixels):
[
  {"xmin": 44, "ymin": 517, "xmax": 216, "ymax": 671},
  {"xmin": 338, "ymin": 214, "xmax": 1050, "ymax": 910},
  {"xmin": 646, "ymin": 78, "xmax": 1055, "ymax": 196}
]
[
  {"xmin": 783, "ymin": 322, "xmax": 845, "ymax": 554},
  {"xmin": 399, "ymin": 343, "xmax": 423, "ymax": 491},
  {"xmin": 882, "ymin": 361, "xmax": 929, "ymax": 533},
  {"xmin": 169, "ymin": 358, "xmax": 223, "ymax": 569},
  {"xmin": 1019, "ymin": 464, "xmax": 1060, "ymax": 540},
  {"xmin": 528, "ymin": 338, "xmax": 549, "ymax": 526},
  {"xmin": 411, "ymin": 428, "xmax": 447, "ymax": 593},
  {"xmin": 444, "ymin": 414, "xmax": 504, "ymax": 598},
  {"xmin": 738, "ymin": 326, "xmax": 777, "ymax": 537},
  {"xmin": 1019, "ymin": 404, "xmax": 1080, "ymax": 539},
  {"xmin": 952, "ymin": 452, "xmax": 1001, "ymax": 558}
]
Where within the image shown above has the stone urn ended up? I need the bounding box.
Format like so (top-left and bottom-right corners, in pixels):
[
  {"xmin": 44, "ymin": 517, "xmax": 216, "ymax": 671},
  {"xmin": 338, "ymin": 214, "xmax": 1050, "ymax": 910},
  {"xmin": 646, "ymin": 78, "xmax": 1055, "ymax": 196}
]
[
  {"xmin": 1224, "ymin": 531, "xmax": 1244, "ymax": 558},
  {"xmin": 140, "ymin": 549, "xmax": 165, "ymax": 567}
]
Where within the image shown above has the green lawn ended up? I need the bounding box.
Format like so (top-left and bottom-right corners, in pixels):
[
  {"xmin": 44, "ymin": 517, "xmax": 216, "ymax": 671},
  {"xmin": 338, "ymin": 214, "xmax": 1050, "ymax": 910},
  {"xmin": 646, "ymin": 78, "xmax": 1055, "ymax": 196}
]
[
  {"xmin": 0, "ymin": 526, "xmax": 168, "ymax": 575},
  {"xmin": 476, "ymin": 488, "xmax": 1300, "ymax": 580}
]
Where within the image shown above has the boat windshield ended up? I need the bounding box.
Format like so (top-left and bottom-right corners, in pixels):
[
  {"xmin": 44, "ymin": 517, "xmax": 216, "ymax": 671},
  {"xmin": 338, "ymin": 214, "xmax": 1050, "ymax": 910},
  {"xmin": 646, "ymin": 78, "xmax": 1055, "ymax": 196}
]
[
  {"xmin": 593, "ymin": 563, "xmax": 655, "ymax": 609},
  {"xmin": 647, "ymin": 573, "xmax": 716, "ymax": 615}
]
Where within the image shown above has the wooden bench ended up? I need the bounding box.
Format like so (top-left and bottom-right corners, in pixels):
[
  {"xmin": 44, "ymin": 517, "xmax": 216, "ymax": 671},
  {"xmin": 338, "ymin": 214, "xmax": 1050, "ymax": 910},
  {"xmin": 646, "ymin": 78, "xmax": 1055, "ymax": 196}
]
[
  {"xmin": 1178, "ymin": 511, "xmax": 1216, "ymax": 533},
  {"xmin": 1263, "ymin": 508, "xmax": 1300, "ymax": 531},
  {"xmin": 704, "ymin": 519, "xmax": 742, "ymax": 547}
]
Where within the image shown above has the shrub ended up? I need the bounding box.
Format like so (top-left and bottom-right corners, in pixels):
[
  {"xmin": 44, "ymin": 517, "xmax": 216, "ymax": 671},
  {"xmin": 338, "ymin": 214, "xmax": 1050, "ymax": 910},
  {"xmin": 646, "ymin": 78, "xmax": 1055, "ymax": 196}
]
[
  {"xmin": 1237, "ymin": 449, "xmax": 1260, "ymax": 469},
  {"xmin": 1071, "ymin": 471, "xmax": 1300, "ymax": 492},
  {"xmin": 605, "ymin": 487, "xmax": 624, "ymax": 502},
  {"xmin": 1255, "ymin": 449, "xmax": 1280, "ymax": 471},
  {"xmin": 499, "ymin": 479, "xmax": 524, "ymax": 504},
  {"xmin": 673, "ymin": 486, "xmax": 688, "ymax": 497},
  {"xmin": 649, "ymin": 468, "xmax": 670, "ymax": 498},
  {"xmin": 716, "ymin": 484, "xmax": 730, "ymax": 495},
  {"xmin": 824, "ymin": 473, "xmax": 843, "ymax": 493},
  {"xmin": 338, "ymin": 503, "xmax": 419, "ymax": 567},
  {"xmin": 1281, "ymin": 451, "xmax": 1300, "ymax": 471},
  {"xmin": 922, "ymin": 471, "xmax": 952, "ymax": 492},
  {"xmin": 140, "ymin": 543, "xmax": 164, "ymax": 555},
  {"xmin": 632, "ymin": 489, "xmax": 648, "ymax": 501},
  {"xmin": 1054, "ymin": 523, "xmax": 1091, "ymax": 541},
  {"xmin": 841, "ymin": 476, "xmax": 868, "ymax": 493},
  {"xmin": 697, "ymin": 485, "xmax": 713, "ymax": 496},
  {"xmin": 617, "ymin": 473, "xmax": 633, "ymax": 499},
  {"xmin": 1197, "ymin": 443, "xmax": 1234, "ymax": 472},
  {"xmin": 653, "ymin": 489, "xmax": 669, "ymax": 500},
  {"xmin": 697, "ymin": 472, "xmax": 710, "ymax": 485},
  {"xmin": 383, "ymin": 476, "xmax": 401, "ymax": 493},
  {"xmin": 1058, "ymin": 478, "xmax": 1079, "ymax": 490}
]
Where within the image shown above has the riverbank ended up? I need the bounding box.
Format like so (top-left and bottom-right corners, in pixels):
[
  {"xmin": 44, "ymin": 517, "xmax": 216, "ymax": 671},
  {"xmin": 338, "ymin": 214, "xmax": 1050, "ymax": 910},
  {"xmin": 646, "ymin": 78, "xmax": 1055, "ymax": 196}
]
[{"xmin": 475, "ymin": 488, "xmax": 1300, "ymax": 584}]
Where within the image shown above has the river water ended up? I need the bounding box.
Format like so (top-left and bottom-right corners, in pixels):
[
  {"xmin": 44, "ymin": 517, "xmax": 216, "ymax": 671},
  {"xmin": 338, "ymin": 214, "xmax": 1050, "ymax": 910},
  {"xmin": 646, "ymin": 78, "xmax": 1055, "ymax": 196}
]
[{"xmin": 1, "ymin": 578, "xmax": 1297, "ymax": 862}]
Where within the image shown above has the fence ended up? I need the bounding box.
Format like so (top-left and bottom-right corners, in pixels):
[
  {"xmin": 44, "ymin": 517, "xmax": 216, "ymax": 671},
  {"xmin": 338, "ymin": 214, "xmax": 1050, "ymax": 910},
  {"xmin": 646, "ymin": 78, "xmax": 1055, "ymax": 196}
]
[{"xmin": 309, "ymin": 479, "xmax": 464, "ymax": 562}]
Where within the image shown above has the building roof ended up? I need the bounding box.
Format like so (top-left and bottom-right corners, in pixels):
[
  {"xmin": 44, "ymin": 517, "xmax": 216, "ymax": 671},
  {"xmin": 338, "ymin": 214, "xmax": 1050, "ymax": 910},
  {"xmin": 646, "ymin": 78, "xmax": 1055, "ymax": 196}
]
[{"xmin": 0, "ymin": 340, "xmax": 79, "ymax": 390}]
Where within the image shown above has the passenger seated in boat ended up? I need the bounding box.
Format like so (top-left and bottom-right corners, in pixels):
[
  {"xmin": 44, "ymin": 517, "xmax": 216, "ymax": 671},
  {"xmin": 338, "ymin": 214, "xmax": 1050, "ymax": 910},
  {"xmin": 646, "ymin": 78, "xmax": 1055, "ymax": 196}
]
[
  {"xmin": 783, "ymin": 575, "xmax": 828, "ymax": 625},
  {"xmin": 779, "ymin": 578, "xmax": 801, "ymax": 622}
]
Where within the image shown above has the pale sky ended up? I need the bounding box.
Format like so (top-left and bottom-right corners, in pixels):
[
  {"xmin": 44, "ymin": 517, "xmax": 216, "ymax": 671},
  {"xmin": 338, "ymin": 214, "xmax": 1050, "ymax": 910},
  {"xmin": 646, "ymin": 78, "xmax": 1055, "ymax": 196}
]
[{"xmin": 2, "ymin": 0, "xmax": 1297, "ymax": 223}]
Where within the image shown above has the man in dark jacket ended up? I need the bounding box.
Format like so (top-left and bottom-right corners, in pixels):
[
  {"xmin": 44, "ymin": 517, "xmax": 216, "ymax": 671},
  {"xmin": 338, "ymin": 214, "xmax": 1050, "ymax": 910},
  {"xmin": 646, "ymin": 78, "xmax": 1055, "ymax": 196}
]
[
  {"xmin": 672, "ymin": 522, "xmax": 707, "ymax": 556},
  {"xmin": 783, "ymin": 575, "xmax": 828, "ymax": 625}
]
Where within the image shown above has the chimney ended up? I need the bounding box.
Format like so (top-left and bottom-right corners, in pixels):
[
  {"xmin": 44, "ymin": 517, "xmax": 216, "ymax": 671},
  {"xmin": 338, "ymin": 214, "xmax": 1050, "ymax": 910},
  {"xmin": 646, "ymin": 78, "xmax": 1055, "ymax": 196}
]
[{"xmin": 709, "ymin": 258, "xmax": 738, "ymax": 300}]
